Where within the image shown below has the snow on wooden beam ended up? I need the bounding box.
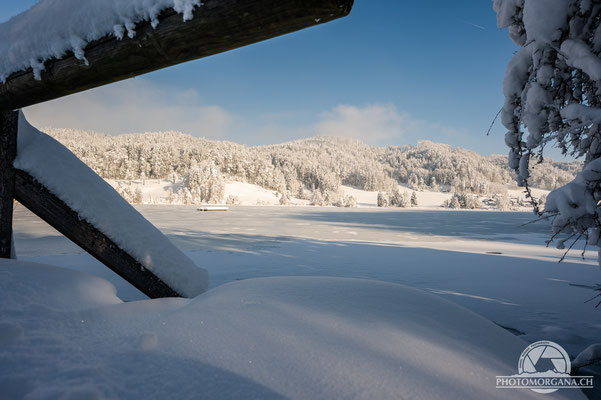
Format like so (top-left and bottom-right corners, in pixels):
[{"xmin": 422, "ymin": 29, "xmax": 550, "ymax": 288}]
[
  {"xmin": 0, "ymin": 0, "xmax": 354, "ymax": 112},
  {"xmin": 0, "ymin": 111, "xmax": 18, "ymax": 258},
  {"xmin": 14, "ymin": 169, "xmax": 181, "ymax": 298}
]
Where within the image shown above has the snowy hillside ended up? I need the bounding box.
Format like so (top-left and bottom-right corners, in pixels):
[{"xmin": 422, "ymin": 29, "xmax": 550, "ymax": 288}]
[{"xmin": 44, "ymin": 128, "xmax": 577, "ymax": 209}]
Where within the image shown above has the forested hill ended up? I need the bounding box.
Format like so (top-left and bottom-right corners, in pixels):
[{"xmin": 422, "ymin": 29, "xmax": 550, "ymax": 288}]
[{"xmin": 45, "ymin": 128, "xmax": 580, "ymax": 197}]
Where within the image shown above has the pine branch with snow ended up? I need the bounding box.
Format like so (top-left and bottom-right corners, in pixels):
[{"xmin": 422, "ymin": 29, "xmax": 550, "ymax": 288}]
[{"xmin": 495, "ymin": 0, "xmax": 601, "ymax": 263}]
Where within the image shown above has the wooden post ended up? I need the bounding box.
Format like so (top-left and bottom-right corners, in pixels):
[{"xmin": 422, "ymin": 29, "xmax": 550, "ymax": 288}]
[{"xmin": 0, "ymin": 111, "xmax": 18, "ymax": 258}]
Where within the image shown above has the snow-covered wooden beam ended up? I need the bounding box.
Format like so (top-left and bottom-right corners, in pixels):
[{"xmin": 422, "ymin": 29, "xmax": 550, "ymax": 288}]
[
  {"xmin": 13, "ymin": 169, "xmax": 180, "ymax": 298},
  {"xmin": 0, "ymin": 111, "xmax": 18, "ymax": 258},
  {"xmin": 0, "ymin": 0, "xmax": 354, "ymax": 112},
  {"xmin": 10, "ymin": 112, "xmax": 208, "ymax": 299}
]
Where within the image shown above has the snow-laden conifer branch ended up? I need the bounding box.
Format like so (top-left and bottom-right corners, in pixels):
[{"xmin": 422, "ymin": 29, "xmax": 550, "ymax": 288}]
[{"xmin": 495, "ymin": 0, "xmax": 601, "ymax": 261}]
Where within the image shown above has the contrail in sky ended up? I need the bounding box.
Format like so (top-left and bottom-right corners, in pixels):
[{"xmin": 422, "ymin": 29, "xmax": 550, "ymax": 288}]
[{"xmin": 462, "ymin": 21, "xmax": 485, "ymax": 30}]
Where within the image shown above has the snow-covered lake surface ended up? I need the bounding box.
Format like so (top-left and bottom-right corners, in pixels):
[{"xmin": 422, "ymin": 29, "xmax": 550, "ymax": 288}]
[
  {"xmin": 6, "ymin": 205, "xmax": 600, "ymax": 399},
  {"xmin": 13, "ymin": 205, "xmax": 600, "ymax": 352}
]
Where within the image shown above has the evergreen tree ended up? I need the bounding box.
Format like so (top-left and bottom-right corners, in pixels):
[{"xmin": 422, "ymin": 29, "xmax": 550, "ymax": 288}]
[
  {"xmin": 449, "ymin": 196, "xmax": 461, "ymax": 209},
  {"xmin": 377, "ymin": 192, "xmax": 389, "ymax": 207},
  {"xmin": 310, "ymin": 191, "xmax": 325, "ymax": 206},
  {"xmin": 399, "ymin": 191, "xmax": 412, "ymax": 208},
  {"xmin": 279, "ymin": 192, "xmax": 291, "ymax": 206},
  {"xmin": 410, "ymin": 191, "xmax": 418, "ymax": 207}
]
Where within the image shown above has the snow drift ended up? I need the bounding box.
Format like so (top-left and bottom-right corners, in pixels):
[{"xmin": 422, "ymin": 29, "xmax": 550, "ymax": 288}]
[{"xmin": 0, "ymin": 259, "xmax": 585, "ymax": 400}]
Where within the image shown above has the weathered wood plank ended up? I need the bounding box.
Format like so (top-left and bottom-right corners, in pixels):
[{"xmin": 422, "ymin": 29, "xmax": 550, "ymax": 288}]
[
  {"xmin": 14, "ymin": 169, "xmax": 180, "ymax": 298},
  {"xmin": 0, "ymin": 111, "xmax": 18, "ymax": 258},
  {"xmin": 0, "ymin": 0, "xmax": 353, "ymax": 112}
]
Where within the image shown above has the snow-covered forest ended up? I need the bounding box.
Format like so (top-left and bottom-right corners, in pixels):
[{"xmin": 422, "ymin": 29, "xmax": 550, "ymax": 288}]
[{"xmin": 44, "ymin": 127, "xmax": 579, "ymax": 206}]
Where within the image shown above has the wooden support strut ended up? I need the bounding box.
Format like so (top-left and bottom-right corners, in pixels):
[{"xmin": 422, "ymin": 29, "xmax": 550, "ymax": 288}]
[
  {"xmin": 0, "ymin": 0, "xmax": 354, "ymax": 112},
  {"xmin": 14, "ymin": 169, "xmax": 181, "ymax": 298},
  {"xmin": 0, "ymin": 111, "xmax": 18, "ymax": 258}
]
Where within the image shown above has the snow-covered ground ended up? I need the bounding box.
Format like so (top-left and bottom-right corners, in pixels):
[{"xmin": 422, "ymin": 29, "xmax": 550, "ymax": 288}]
[
  {"xmin": 224, "ymin": 181, "xmax": 298, "ymax": 206},
  {"xmin": 5, "ymin": 205, "xmax": 599, "ymax": 399},
  {"xmin": 3, "ymin": 261, "xmax": 582, "ymax": 400}
]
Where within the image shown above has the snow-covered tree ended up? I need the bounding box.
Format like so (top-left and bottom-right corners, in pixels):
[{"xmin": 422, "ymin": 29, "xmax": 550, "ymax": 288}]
[
  {"xmin": 408, "ymin": 174, "xmax": 419, "ymax": 190},
  {"xmin": 398, "ymin": 191, "xmax": 412, "ymax": 208},
  {"xmin": 345, "ymin": 195, "xmax": 358, "ymax": 208},
  {"xmin": 133, "ymin": 188, "xmax": 143, "ymax": 204},
  {"xmin": 226, "ymin": 194, "xmax": 240, "ymax": 205},
  {"xmin": 117, "ymin": 185, "xmax": 134, "ymax": 203},
  {"xmin": 116, "ymin": 184, "xmax": 143, "ymax": 204},
  {"xmin": 279, "ymin": 191, "xmax": 291, "ymax": 205},
  {"xmin": 310, "ymin": 190, "xmax": 326, "ymax": 206},
  {"xmin": 538, "ymin": 193, "xmax": 547, "ymax": 210},
  {"xmin": 334, "ymin": 194, "xmax": 357, "ymax": 208},
  {"xmin": 448, "ymin": 195, "xmax": 461, "ymax": 209},
  {"xmin": 430, "ymin": 176, "xmax": 439, "ymax": 191},
  {"xmin": 410, "ymin": 191, "xmax": 418, "ymax": 207},
  {"xmin": 167, "ymin": 188, "xmax": 177, "ymax": 204},
  {"xmin": 323, "ymin": 190, "xmax": 338, "ymax": 206},
  {"xmin": 179, "ymin": 188, "xmax": 194, "ymax": 205},
  {"xmin": 444, "ymin": 193, "xmax": 481, "ymax": 210},
  {"xmin": 181, "ymin": 161, "xmax": 225, "ymax": 204},
  {"xmin": 389, "ymin": 188, "xmax": 403, "ymax": 207},
  {"xmin": 377, "ymin": 192, "xmax": 389, "ymax": 207},
  {"xmin": 495, "ymin": 0, "xmax": 601, "ymax": 257},
  {"xmin": 464, "ymin": 194, "xmax": 482, "ymax": 210},
  {"xmin": 493, "ymin": 194, "xmax": 510, "ymax": 211},
  {"xmin": 297, "ymin": 187, "xmax": 312, "ymax": 201}
]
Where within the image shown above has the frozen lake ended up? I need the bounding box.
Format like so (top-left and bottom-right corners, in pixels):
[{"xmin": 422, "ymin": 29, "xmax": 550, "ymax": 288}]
[{"xmin": 13, "ymin": 205, "xmax": 601, "ymax": 356}]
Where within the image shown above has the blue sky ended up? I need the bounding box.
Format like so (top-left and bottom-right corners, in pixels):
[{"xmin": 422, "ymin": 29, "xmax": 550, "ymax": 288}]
[{"xmin": 1, "ymin": 1, "xmax": 530, "ymax": 156}]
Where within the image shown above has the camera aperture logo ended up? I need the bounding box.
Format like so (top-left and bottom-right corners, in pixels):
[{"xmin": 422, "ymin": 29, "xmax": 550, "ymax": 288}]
[{"xmin": 496, "ymin": 341, "xmax": 594, "ymax": 394}]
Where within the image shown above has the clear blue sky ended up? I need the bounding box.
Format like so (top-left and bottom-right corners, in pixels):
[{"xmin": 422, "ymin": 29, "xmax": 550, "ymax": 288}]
[{"xmin": 0, "ymin": 1, "xmax": 534, "ymax": 157}]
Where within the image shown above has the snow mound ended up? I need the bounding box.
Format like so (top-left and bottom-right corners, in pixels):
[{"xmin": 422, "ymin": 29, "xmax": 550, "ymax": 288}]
[
  {"xmin": 14, "ymin": 112, "xmax": 208, "ymax": 297},
  {"xmin": 0, "ymin": 260, "xmax": 584, "ymax": 399},
  {"xmin": 0, "ymin": 0, "xmax": 202, "ymax": 82},
  {"xmin": 573, "ymin": 344, "xmax": 601, "ymax": 369},
  {"xmin": 0, "ymin": 259, "xmax": 121, "ymax": 312}
]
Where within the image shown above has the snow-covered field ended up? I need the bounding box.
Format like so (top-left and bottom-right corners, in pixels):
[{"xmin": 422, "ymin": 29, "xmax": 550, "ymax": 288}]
[
  {"xmin": 5, "ymin": 205, "xmax": 600, "ymax": 399},
  {"xmin": 107, "ymin": 178, "xmax": 548, "ymax": 210}
]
